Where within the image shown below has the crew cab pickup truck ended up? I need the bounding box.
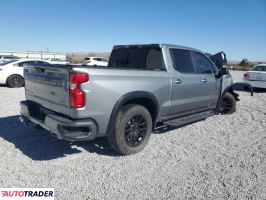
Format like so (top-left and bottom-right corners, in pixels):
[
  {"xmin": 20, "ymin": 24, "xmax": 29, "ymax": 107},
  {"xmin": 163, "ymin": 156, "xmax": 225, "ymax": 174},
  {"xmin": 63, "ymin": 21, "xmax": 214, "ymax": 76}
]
[{"xmin": 20, "ymin": 44, "xmax": 252, "ymax": 155}]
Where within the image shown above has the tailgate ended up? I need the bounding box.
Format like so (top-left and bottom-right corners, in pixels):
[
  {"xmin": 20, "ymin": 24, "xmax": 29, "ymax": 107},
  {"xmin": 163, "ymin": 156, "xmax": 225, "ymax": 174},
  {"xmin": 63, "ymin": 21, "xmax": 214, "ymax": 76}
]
[{"xmin": 24, "ymin": 64, "xmax": 70, "ymax": 115}]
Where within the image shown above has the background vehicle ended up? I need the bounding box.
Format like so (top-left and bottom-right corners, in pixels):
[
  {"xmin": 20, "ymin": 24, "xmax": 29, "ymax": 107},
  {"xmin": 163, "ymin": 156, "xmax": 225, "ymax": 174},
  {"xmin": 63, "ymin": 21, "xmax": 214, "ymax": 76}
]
[
  {"xmin": 20, "ymin": 44, "xmax": 252, "ymax": 155},
  {"xmin": 0, "ymin": 55, "xmax": 19, "ymax": 64},
  {"xmin": 46, "ymin": 58, "xmax": 69, "ymax": 65},
  {"xmin": 0, "ymin": 59, "xmax": 50, "ymax": 88},
  {"xmin": 243, "ymin": 64, "xmax": 266, "ymax": 89},
  {"xmin": 82, "ymin": 57, "xmax": 108, "ymax": 66}
]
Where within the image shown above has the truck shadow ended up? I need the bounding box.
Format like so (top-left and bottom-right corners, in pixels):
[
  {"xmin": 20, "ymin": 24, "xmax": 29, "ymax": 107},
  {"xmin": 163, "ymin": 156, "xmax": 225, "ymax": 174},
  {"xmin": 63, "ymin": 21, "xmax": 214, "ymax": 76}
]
[
  {"xmin": 0, "ymin": 115, "xmax": 177, "ymax": 160},
  {"xmin": 0, "ymin": 115, "xmax": 119, "ymax": 161},
  {"xmin": 253, "ymin": 88, "xmax": 266, "ymax": 93}
]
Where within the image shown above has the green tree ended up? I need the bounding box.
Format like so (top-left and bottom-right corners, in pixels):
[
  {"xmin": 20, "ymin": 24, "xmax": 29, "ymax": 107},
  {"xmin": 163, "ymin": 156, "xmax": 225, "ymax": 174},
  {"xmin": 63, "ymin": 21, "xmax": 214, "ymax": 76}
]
[{"xmin": 239, "ymin": 58, "xmax": 251, "ymax": 67}]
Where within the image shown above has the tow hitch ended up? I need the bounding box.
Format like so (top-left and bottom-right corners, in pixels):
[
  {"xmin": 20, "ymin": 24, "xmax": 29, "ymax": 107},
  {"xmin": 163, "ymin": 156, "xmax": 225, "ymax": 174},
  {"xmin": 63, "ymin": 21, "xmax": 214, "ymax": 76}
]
[{"xmin": 19, "ymin": 115, "xmax": 29, "ymax": 125}]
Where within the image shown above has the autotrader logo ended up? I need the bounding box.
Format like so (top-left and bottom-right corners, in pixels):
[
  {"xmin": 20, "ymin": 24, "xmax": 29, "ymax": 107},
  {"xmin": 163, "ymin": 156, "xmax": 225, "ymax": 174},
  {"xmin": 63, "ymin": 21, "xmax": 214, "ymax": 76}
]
[{"xmin": 0, "ymin": 188, "xmax": 54, "ymax": 199}]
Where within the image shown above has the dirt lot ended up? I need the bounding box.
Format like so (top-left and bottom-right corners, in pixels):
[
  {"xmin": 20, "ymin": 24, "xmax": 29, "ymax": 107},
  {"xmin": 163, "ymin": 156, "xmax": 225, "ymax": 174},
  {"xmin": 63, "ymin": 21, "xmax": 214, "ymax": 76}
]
[{"xmin": 0, "ymin": 71, "xmax": 265, "ymax": 200}]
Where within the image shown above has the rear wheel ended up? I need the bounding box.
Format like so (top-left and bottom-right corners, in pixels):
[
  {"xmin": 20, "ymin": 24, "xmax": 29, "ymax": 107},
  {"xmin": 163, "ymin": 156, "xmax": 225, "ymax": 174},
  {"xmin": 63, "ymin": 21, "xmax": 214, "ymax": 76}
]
[
  {"xmin": 218, "ymin": 92, "xmax": 236, "ymax": 114},
  {"xmin": 6, "ymin": 75, "xmax": 24, "ymax": 88},
  {"xmin": 108, "ymin": 104, "xmax": 152, "ymax": 155}
]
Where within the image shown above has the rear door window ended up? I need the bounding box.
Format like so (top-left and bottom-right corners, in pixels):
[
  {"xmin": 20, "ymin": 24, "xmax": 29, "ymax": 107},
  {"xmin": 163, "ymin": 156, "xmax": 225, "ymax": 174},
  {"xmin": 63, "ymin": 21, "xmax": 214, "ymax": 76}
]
[
  {"xmin": 170, "ymin": 48, "xmax": 195, "ymax": 73},
  {"xmin": 108, "ymin": 47, "xmax": 164, "ymax": 71}
]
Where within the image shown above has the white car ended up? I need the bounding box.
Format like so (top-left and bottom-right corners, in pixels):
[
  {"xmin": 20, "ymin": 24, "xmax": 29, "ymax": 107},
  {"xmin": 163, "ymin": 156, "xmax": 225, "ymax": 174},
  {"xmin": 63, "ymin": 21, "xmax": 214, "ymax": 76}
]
[
  {"xmin": 82, "ymin": 57, "xmax": 108, "ymax": 66},
  {"xmin": 243, "ymin": 64, "xmax": 266, "ymax": 89},
  {"xmin": 46, "ymin": 58, "xmax": 69, "ymax": 65},
  {"xmin": 0, "ymin": 56, "xmax": 19, "ymax": 64},
  {"xmin": 0, "ymin": 59, "xmax": 50, "ymax": 88}
]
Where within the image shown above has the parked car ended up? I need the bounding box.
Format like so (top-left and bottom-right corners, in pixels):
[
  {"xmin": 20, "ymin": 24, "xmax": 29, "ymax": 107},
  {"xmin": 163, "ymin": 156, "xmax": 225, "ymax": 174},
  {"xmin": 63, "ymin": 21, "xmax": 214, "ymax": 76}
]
[
  {"xmin": 82, "ymin": 57, "xmax": 108, "ymax": 66},
  {"xmin": 0, "ymin": 59, "xmax": 50, "ymax": 88},
  {"xmin": 243, "ymin": 64, "xmax": 266, "ymax": 89},
  {"xmin": 0, "ymin": 55, "xmax": 20, "ymax": 63},
  {"xmin": 20, "ymin": 44, "xmax": 252, "ymax": 155},
  {"xmin": 46, "ymin": 58, "xmax": 69, "ymax": 65}
]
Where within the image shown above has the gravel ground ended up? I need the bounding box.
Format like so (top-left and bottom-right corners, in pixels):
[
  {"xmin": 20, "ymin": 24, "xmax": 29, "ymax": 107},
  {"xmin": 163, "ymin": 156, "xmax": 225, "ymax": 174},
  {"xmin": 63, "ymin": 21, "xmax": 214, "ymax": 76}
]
[{"xmin": 0, "ymin": 71, "xmax": 265, "ymax": 200}]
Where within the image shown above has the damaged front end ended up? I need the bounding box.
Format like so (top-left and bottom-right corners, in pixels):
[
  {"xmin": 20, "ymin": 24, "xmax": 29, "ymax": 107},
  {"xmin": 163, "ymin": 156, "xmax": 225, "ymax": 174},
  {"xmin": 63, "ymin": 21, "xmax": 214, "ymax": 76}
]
[{"xmin": 207, "ymin": 51, "xmax": 253, "ymax": 114}]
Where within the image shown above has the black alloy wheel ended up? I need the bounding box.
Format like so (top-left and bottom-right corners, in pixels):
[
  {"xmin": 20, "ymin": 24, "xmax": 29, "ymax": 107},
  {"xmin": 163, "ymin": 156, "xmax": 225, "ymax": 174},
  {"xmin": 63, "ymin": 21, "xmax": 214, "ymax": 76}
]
[{"xmin": 124, "ymin": 115, "xmax": 148, "ymax": 147}]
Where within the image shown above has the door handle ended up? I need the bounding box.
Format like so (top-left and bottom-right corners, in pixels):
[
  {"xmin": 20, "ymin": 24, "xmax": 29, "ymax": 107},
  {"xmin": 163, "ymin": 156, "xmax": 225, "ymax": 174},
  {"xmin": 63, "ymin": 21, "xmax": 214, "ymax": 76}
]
[
  {"xmin": 201, "ymin": 78, "xmax": 207, "ymax": 82},
  {"xmin": 174, "ymin": 79, "xmax": 182, "ymax": 84}
]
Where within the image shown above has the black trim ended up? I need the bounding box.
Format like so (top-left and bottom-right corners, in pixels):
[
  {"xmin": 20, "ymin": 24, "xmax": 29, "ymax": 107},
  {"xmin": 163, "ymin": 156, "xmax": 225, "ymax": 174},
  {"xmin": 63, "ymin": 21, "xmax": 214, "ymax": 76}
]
[
  {"xmin": 106, "ymin": 91, "xmax": 159, "ymax": 135},
  {"xmin": 159, "ymin": 107, "xmax": 215, "ymax": 122}
]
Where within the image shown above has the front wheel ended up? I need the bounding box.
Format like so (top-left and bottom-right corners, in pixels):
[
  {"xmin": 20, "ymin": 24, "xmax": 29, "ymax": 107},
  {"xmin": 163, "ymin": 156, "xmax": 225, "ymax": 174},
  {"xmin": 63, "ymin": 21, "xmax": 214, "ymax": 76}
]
[
  {"xmin": 108, "ymin": 104, "xmax": 152, "ymax": 155},
  {"xmin": 217, "ymin": 92, "xmax": 236, "ymax": 114}
]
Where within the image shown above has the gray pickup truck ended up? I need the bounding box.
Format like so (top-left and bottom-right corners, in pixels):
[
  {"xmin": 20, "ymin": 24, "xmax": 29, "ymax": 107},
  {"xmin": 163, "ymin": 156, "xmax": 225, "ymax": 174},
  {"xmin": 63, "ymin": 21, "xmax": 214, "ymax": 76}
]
[{"xmin": 20, "ymin": 44, "xmax": 252, "ymax": 155}]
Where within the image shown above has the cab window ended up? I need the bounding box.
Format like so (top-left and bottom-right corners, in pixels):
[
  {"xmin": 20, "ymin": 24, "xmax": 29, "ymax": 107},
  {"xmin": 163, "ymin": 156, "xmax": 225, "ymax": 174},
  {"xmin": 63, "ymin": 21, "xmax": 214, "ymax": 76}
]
[{"xmin": 193, "ymin": 52, "xmax": 216, "ymax": 74}]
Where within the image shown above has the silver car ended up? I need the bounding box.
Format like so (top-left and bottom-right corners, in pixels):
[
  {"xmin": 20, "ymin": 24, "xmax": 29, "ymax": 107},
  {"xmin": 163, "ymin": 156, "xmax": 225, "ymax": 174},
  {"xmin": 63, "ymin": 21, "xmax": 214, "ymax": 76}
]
[{"xmin": 243, "ymin": 64, "xmax": 266, "ymax": 89}]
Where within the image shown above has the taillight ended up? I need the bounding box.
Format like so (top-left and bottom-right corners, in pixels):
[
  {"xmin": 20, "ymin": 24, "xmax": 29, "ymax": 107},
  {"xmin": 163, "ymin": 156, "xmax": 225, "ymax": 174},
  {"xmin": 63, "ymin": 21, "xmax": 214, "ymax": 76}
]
[
  {"xmin": 243, "ymin": 73, "xmax": 251, "ymax": 79},
  {"xmin": 69, "ymin": 73, "xmax": 89, "ymax": 108}
]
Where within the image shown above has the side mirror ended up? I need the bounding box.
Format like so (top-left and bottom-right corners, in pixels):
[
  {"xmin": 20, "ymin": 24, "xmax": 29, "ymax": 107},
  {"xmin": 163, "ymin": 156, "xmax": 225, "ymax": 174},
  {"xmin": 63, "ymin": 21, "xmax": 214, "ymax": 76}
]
[{"xmin": 218, "ymin": 66, "xmax": 228, "ymax": 76}]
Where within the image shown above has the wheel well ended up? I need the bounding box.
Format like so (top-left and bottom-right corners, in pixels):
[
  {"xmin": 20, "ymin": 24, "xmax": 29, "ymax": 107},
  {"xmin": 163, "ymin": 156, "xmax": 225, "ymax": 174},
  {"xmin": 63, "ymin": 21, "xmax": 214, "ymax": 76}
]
[
  {"xmin": 225, "ymin": 88, "xmax": 239, "ymax": 101},
  {"xmin": 123, "ymin": 97, "xmax": 158, "ymax": 128}
]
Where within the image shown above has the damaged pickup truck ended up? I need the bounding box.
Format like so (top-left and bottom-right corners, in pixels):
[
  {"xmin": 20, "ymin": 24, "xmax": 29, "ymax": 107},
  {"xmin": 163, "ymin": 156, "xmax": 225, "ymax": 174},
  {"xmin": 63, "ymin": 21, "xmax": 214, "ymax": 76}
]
[{"xmin": 20, "ymin": 44, "xmax": 253, "ymax": 155}]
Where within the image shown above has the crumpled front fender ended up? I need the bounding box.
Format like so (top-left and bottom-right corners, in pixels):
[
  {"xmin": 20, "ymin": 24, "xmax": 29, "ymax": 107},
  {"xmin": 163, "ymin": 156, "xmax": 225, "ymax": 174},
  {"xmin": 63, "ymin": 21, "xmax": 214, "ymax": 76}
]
[
  {"xmin": 230, "ymin": 82, "xmax": 253, "ymax": 96},
  {"xmin": 220, "ymin": 82, "xmax": 253, "ymax": 102}
]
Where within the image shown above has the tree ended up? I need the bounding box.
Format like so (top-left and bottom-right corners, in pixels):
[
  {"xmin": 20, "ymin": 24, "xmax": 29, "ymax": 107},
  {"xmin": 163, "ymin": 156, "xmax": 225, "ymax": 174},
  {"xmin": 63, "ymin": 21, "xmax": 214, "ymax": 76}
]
[{"xmin": 239, "ymin": 58, "xmax": 251, "ymax": 67}]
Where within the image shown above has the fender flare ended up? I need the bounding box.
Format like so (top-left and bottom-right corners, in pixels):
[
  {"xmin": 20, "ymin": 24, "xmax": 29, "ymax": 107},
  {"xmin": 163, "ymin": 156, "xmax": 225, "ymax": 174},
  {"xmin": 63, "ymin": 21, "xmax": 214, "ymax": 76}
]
[
  {"xmin": 219, "ymin": 82, "xmax": 253, "ymax": 103},
  {"xmin": 106, "ymin": 91, "xmax": 159, "ymax": 135}
]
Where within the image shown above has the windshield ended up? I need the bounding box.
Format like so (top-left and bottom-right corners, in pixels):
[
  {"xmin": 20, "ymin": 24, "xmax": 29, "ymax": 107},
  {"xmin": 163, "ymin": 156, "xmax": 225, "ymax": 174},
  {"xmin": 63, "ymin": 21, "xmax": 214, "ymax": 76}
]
[
  {"xmin": 251, "ymin": 65, "xmax": 266, "ymax": 72},
  {"xmin": 0, "ymin": 60, "xmax": 18, "ymax": 66}
]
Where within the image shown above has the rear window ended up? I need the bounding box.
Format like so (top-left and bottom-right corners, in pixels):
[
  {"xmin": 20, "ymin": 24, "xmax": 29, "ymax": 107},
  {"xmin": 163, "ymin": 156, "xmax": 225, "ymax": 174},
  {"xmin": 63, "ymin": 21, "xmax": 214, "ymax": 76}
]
[
  {"xmin": 108, "ymin": 47, "xmax": 164, "ymax": 70},
  {"xmin": 251, "ymin": 65, "xmax": 266, "ymax": 71}
]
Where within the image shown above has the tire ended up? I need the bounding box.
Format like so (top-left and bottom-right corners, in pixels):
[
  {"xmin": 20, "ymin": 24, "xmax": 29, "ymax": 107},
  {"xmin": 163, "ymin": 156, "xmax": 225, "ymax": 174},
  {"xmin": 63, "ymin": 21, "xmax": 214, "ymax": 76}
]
[
  {"xmin": 219, "ymin": 92, "xmax": 236, "ymax": 114},
  {"xmin": 6, "ymin": 75, "xmax": 24, "ymax": 88},
  {"xmin": 108, "ymin": 104, "xmax": 153, "ymax": 155}
]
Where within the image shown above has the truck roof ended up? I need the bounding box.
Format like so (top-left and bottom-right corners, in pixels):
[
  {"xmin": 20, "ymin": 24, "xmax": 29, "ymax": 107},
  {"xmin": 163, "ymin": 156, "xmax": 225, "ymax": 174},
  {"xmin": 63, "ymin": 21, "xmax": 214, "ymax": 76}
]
[{"xmin": 113, "ymin": 44, "xmax": 202, "ymax": 53}]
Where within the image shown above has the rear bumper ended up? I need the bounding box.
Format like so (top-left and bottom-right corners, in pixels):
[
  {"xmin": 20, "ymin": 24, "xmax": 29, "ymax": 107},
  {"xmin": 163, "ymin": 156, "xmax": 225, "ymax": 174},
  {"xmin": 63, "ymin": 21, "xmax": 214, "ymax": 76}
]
[
  {"xmin": 243, "ymin": 79, "xmax": 266, "ymax": 89},
  {"xmin": 20, "ymin": 100, "xmax": 98, "ymax": 141}
]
